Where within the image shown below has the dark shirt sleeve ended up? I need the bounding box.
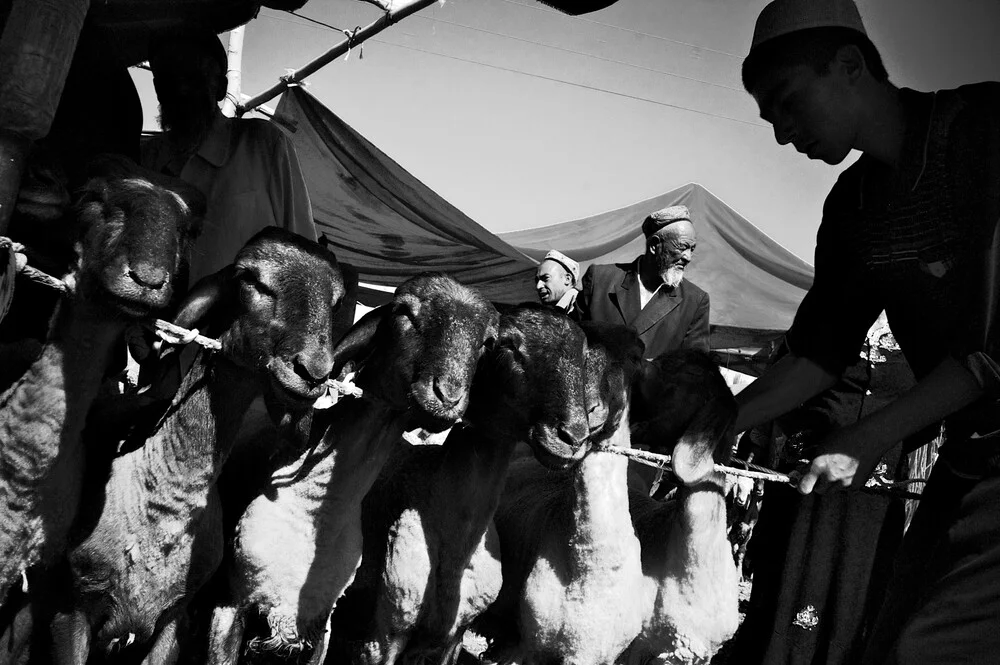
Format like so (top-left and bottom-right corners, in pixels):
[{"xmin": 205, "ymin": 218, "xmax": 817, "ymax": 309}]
[
  {"xmin": 681, "ymin": 290, "xmax": 711, "ymax": 353},
  {"xmin": 578, "ymin": 265, "xmax": 595, "ymax": 322},
  {"xmin": 785, "ymin": 185, "xmax": 883, "ymax": 376}
]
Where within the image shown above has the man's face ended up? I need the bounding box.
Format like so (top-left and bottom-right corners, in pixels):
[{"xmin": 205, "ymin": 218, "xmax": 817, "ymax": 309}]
[
  {"xmin": 752, "ymin": 62, "xmax": 857, "ymax": 165},
  {"xmin": 151, "ymin": 50, "xmax": 223, "ymax": 143},
  {"xmin": 536, "ymin": 260, "xmax": 572, "ymax": 305},
  {"xmin": 651, "ymin": 220, "xmax": 696, "ymax": 289}
]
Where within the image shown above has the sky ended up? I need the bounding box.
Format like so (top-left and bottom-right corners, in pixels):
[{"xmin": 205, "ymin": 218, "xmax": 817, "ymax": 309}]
[{"xmin": 133, "ymin": 0, "xmax": 1000, "ymax": 262}]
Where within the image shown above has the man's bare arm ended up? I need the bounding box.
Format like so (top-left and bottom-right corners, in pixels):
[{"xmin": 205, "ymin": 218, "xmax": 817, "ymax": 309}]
[
  {"xmin": 798, "ymin": 356, "xmax": 984, "ymax": 494},
  {"xmin": 735, "ymin": 353, "xmax": 839, "ymax": 433}
]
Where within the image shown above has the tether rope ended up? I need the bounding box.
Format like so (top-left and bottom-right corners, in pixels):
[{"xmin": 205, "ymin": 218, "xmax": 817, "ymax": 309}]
[
  {"xmin": 596, "ymin": 444, "xmax": 925, "ymax": 500},
  {"xmin": 1, "ymin": 240, "xmax": 363, "ymax": 401},
  {"xmin": 4, "ymin": 241, "xmax": 926, "ymax": 497}
]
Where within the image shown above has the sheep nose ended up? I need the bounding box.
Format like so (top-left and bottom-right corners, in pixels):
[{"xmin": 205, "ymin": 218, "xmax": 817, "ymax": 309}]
[
  {"xmin": 294, "ymin": 350, "xmax": 334, "ymax": 386},
  {"xmin": 432, "ymin": 376, "xmax": 463, "ymax": 407},
  {"xmin": 128, "ymin": 263, "xmax": 168, "ymax": 290},
  {"xmin": 558, "ymin": 421, "xmax": 588, "ymax": 449}
]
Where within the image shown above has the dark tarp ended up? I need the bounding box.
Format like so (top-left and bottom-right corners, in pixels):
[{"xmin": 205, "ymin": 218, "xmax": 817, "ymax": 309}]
[
  {"xmin": 78, "ymin": 1, "xmax": 309, "ymax": 66},
  {"xmin": 501, "ymin": 183, "xmax": 815, "ymax": 372},
  {"xmin": 274, "ymin": 86, "xmax": 538, "ymax": 304}
]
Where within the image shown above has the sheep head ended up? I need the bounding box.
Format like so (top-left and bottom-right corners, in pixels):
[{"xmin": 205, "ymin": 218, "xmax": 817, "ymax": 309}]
[
  {"xmin": 329, "ymin": 273, "xmax": 498, "ymax": 432},
  {"xmin": 468, "ymin": 305, "xmax": 590, "ymax": 470},
  {"xmin": 8, "ymin": 148, "xmax": 73, "ymax": 276},
  {"xmin": 71, "ymin": 160, "xmax": 204, "ymax": 317},
  {"xmin": 579, "ymin": 321, "xmax": 645, "ymax": 444},
  {"xmin": 631, "ymin": 350, "xmax": 737, "ymax": 485},
  {"xmin": 171, "ymin": 227, "xmax": 347, "ymax": 410}
]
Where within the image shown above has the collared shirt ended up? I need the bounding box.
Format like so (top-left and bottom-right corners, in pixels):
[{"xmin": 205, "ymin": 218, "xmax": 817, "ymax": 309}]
[
  {"xmin": 142, "ymin": 113, "xmax": 317, "ymax": 284},
  {"xmin": 638, "ymin": 278, "xmax": 663, "ymax": 310},
  {"xmin": 555, "ymin": 287, "xmax": 580, "ymax": 314}
]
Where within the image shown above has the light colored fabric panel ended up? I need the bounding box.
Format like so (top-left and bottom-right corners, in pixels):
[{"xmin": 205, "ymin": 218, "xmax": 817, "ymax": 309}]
[{"xmin": 502, "ymin": 182, "xmax": 815, "ymax": 339}]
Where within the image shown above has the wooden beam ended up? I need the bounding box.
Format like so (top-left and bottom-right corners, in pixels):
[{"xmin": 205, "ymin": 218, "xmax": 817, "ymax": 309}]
[{"xmin": 238, "ymin": 0, "xmax": 438, "ymax": 116}]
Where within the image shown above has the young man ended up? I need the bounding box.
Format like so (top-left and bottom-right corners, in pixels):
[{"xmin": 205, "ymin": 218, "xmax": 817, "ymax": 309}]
[
  {"xmin": 736, "ymin": 1, "xmax": 1000, "ymax": 662},
  {"xmin": 141, "ymin": 29, "xmax": 317, "ymax": 285}
]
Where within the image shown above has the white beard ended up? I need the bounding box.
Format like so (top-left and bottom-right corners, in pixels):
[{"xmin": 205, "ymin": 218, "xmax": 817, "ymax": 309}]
[{"xmin": 662, "ymin": 265, "xmax": 685, "ymax": 289}]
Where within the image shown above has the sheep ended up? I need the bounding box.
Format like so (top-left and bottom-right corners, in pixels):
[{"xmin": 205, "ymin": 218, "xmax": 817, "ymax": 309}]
[
  {"xmin": 45, "ymin": 227, "xmax": 347, "ymax": 663},
  {"xmin": 0, "ymin": 167, "xmax": 203, "ymax": 602},
  {"xmin": 473, "ymin": 320, "xmax": 648, "ymax": 665},
  {"xmin": 619, "ymin": 350, "xmax": 740, "ymax": 665},
  {"xmin": 325, "ymin": 305, "xmax": 592, "ymax": 665},
  {"xmin": 204, "ymin": 273, "xmax": 501, "ymax": 665}
]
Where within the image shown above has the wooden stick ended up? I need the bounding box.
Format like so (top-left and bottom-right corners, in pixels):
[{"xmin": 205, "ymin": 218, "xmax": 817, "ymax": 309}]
[{"xmin": 238, "ymin": 0, "xmax": 439, "ymax": 116}]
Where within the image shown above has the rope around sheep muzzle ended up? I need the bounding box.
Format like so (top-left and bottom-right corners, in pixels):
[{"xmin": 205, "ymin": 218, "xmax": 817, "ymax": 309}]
[
  {"xmin": 0, "ymin": 237, "xmax": 363, "ymax": 406},
  {"xmin": 1, "ymin": 239, "xmax": 926, "ymax": 497}
]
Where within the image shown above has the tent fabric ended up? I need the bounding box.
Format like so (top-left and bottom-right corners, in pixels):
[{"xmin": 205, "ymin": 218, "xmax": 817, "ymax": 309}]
[
  {"xmin": 274, "ymin": 86, "xmax": 538, "ymax": 304},
  {"xmin": 501, "ymin": 183, "xmax": 815, "ymax": 366},
  {"xmin": 273, "ymin": 87, "xmax": 812, "ymax": 370}
]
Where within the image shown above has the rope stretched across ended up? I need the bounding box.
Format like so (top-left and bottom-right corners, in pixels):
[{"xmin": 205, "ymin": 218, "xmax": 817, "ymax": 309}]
[
  {"xmin": 595, "ymin": 443, "xmax": 926, "ymax": 500},
  {"xmin": 1, "ymin": 242, "xmax": 363, "ymax": 401},
  {"xmin": 149, "ymin": 320, "xmax": 363, "ymax": 401},
  {"xmin": 3, "ymin": 241, "xmax": 926, "ymax": 494}
]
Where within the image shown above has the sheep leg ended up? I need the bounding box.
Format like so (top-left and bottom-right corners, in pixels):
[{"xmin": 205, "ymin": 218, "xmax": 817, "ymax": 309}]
[
  {"xmin": 0, "ymin": 596, "xmax": 32, "ymax": 665},
  {"xmin": 441, "ymin": 636, "xmax": 471, "ymax": 665},
  {"xmin": 205, "ymin": 605, "xmax": 245, "ymax": 665},
  {"xmin": 48, "ymin": 609, "xmax": 90, "ymax": 665},
  {"xmin": 142, "ymin": 614, "xmax": 182, "ymax": 665},
  {"xmin": 305, "ymin": 613, "xmax": 331, "ymax": 665}
]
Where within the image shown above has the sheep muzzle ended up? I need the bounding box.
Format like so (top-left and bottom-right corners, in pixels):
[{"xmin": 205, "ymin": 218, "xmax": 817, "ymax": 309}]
[
  {"xmin": 528, "ymin": 421, "xmax": 589, "ymax": 470},
  {"xmin": 266, "ymin": 356, "xmax": 330, "ymax": 408}
]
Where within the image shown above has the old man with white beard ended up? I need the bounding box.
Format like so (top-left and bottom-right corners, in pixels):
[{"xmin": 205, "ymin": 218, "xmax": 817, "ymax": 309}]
[{"xmin": 578, "ymin": 205, "xmax": 710, "ymax": 358}]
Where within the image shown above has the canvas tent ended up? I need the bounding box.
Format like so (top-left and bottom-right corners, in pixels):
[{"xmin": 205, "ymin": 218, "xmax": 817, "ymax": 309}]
[
  {"xmin": 275, "ymin": 86, "xmax": 539, "ymax": 304},
  {"xmin": 274, "ymin": 86, "xmax": 814, "ymax": 372},
  {"xmin": 502, "ymin": 182, "xmax": 815, "ymax": 369}
]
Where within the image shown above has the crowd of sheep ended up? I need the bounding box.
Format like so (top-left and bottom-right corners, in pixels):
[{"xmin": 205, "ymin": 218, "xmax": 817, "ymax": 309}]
[{"xmin": 0, "ymin": 161, "xmax": 740, "ymax": 664}]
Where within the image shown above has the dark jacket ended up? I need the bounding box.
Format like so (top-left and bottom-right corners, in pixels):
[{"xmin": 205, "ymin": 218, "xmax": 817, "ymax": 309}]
[{"xmin": 578, "ymin": 258, "xmax": 710, "ymax": 358}]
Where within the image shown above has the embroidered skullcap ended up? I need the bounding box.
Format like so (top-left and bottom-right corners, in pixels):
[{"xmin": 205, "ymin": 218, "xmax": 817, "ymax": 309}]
[
  {"xmin": 641, "ymin": 205, "xmax": 691, "ymax": 238},
  {"xmin": 543, "ymin": 250, "xmax": 580, "ymax": 287},
  {"xmin": 148, "ymin": 27, "xmax": 228, "ymax": 75},
  {"xmin": 750, "ymin": 0, "xmax": 867, "ymax": 53}
]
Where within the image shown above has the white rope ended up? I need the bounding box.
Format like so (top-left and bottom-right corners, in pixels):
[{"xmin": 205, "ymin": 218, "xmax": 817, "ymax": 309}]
[
  {"xmin": 149, "ymin": 320, "xmax": 364, "ymax": 402},
  {"xmin": 151, "ymin": 319, "xmax": 221, "ymax": 351},
  {"xmin": 596, "ymin": 444, "xmax": 792, "ymax": 484},
  {"xmin": 595, "ymin": 443, "xmax": 926, "ymax": 499},
  {"xmin": 0, "ymin": 246, "xmax": 364, "ymax": 402}
]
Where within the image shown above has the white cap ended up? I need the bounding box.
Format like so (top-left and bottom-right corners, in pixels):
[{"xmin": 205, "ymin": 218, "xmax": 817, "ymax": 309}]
[
  {"xmin": 542, "ymin": 250, "xmax": 580, "ymax": 287},
  {"xmin": 750, "ymin": 0, "xmax": 867, "ymax": 52}
]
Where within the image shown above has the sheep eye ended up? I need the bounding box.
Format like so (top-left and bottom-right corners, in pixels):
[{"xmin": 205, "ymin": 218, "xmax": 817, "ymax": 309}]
[
  {"xmin": 395, "ymin": 304, "xmax": 418, "ymax": 327},
  {"xmin": 498, "ymin": 339, "xmax": 523, "ymax": 362},
  {"xmin": 483, "ymin": 336, "xmax": 497, "ymax": 351},
  {"xmin": 237, "ymin": 269, "xmax": 275, "ymax": 297}
]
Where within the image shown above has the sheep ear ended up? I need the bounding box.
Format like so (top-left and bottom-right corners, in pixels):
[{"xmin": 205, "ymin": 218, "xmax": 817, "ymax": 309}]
[
  {"xmin": 330, "ymin": 303, "xmax": 390, "ymax": 377},
  {"xmin": 172, "ymin": 265, "xmax": 235, "ymax": 330},
  {"xmin": 671, "ymin": 395, "xmax": 736, "ymax": 485}
]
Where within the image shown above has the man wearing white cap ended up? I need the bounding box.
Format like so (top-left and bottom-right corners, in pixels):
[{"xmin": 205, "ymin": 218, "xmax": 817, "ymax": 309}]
[
  {"xmin": 535, "ymin": 249, "xmax": 582, "ymax": 320},
  {"xmin": 734, "ymin": 1, "xmax": 1000, "ymax": 662},
  {"xmin": 578, "ymin": 204, "xmax": 709, "ymax": 357}
]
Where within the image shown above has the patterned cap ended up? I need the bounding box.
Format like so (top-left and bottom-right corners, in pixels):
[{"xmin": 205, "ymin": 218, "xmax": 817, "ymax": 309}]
[
  {"xmin": 641, "ymin": 205, "xmax": 691, "ymax": 238},
  {"xmin": 542, "ymin": 250, "xmax": 580, "ymax": 287},
  {"xmin": 750, "ymin": 0, "xmax": 867, "ymax": 53}
]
